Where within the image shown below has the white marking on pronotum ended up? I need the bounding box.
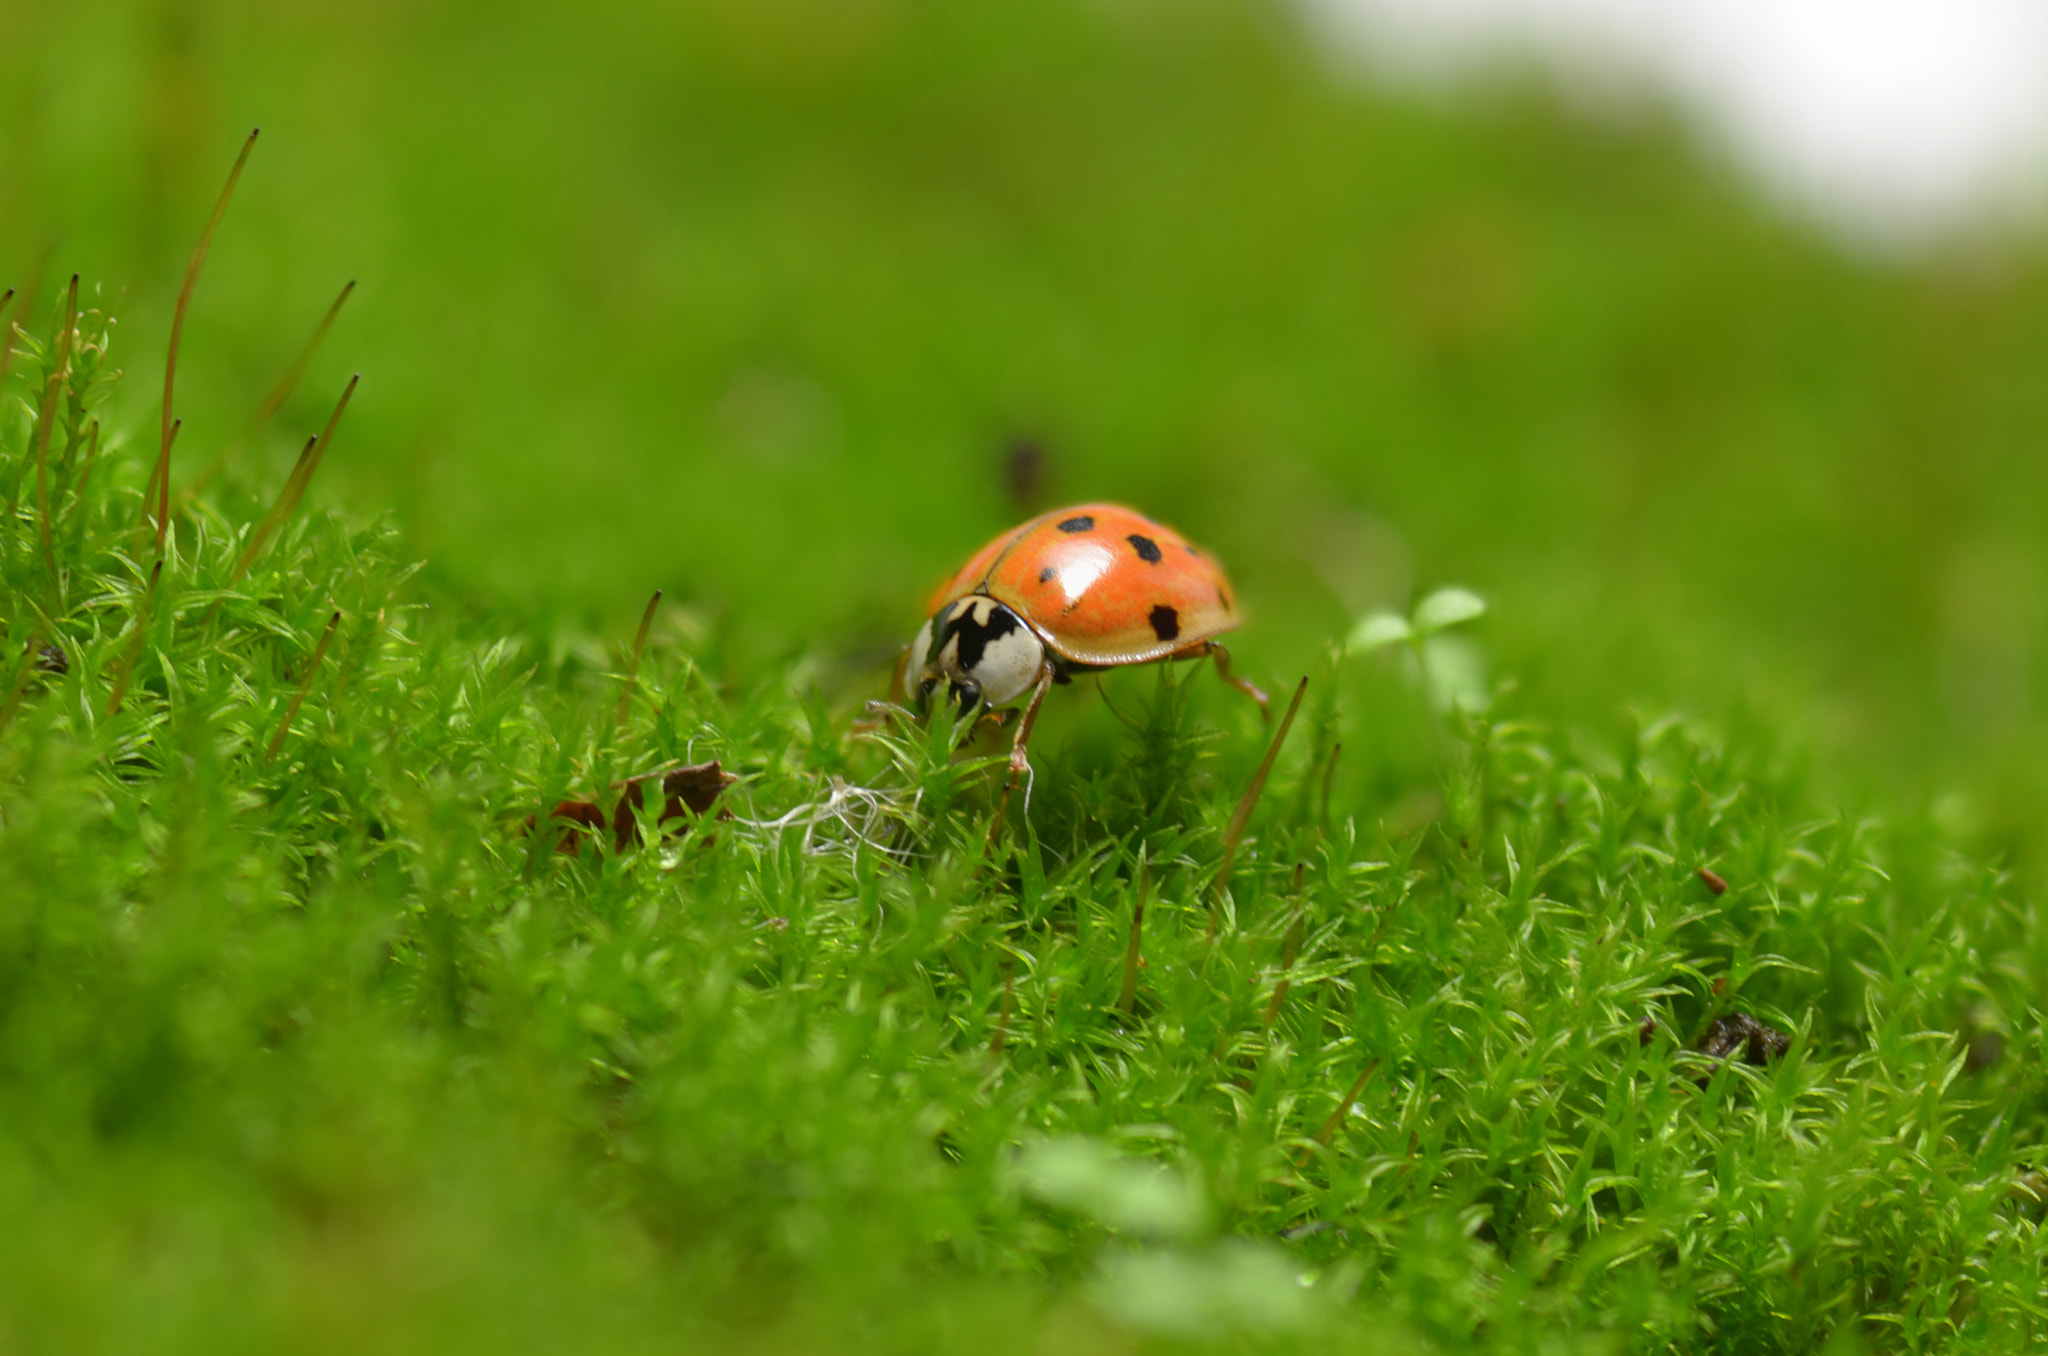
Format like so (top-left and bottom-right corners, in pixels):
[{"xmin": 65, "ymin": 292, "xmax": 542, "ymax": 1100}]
[
  {"xmin": 915, "ymin": 596, "xmax": 1047, "ymax": 708},
  {"xmin": 961, "ymin": 617, "xmax": 1044, "ymax": 706}
]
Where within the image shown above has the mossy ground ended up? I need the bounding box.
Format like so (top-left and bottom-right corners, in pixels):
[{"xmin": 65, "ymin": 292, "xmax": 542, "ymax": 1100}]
[
  {"xmin": 6, "ymin": 2, "xmax": 2048, "ymax": 1350},
  {"xmin": 2, "ymin": 288, "xmax": 2044, "ymax": 1353}
]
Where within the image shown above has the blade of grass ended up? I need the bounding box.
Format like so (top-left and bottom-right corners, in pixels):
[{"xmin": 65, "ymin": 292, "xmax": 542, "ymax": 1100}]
[
  {"xmin": 616, "ymin": 588, "xmax": 662, "ymax": 726},
  {"xmin": 1208, "ymin": 675, "xmax": 1307, "ymax": 935},
  {"xmin": 266, "ymin": 611, "xmax": 342, "ymax": 760},
  {"xmin": 150, "ymin": 127, "xmax": 258, "ymax": 550}
]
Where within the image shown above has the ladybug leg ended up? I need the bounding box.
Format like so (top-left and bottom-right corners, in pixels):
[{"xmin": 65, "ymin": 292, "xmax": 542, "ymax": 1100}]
[
  {"xmin": 992, "ymin": 660, "xmax": 1057, "ymax": 830},
  {"xmin": 1192, "ymin": 640, "xmax": 1269, "ymax": 719},
  {"xmin": 1006, "ymin": 662, "xmax": 1056, "ymax": 784}
]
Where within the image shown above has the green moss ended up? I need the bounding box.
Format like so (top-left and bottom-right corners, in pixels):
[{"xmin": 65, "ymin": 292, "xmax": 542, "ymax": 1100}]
[{"xmin": 3, "ymin": 282, "xmax": 2044, "ymax": 1352}]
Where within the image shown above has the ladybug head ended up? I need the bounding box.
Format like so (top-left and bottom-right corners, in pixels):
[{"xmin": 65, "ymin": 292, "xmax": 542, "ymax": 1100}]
[{"xmin": 908, "ymin": 595, "xmax": 1046, "ymax": 716}]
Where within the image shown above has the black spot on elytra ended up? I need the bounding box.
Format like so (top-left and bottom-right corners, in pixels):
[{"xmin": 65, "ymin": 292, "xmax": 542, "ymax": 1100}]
[
  {"xmin": 1038, "ymin": 565, "xmax": 1056, "ymax": 583},
  {"xmin": 1057, "ymin": 515, "xmax": 1094, "ymax": 533},
  {"xmin": 1183, "ymin": 543, "xmax": 1201, "ymax": 557},
  {"xmin": 1148, "ymin": 605, "xmax": 1180, "ymax": 642},
  {"xmin": 1217, "ymin": 584, "xmax": 1232, "ymax": 611},
  {"xmin": 942, "ymin": 600, "xmax": 1021, "ymax": 672},
  {"xmin": 1127, "ymin": 533, "xmax": 1162, "ymax": 563}
]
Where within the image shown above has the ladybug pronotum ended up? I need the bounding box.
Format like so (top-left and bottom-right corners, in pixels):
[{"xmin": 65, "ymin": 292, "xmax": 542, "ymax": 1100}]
[{"xmin": 899, "ymin": 503, "xmax": 1268, "ymax": 793}]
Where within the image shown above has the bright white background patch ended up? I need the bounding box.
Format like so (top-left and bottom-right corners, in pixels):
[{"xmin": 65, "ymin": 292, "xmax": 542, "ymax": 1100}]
[{"xmin": 1301, "ymin": 0, "xmax": 2048, "ymax": 247}]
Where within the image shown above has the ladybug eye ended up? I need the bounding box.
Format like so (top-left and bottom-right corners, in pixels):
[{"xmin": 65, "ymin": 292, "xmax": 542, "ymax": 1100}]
[
  {"xmin": 949, "ymin": 678, "xmax": 982, "ymax": 713},
  {"xmin": 915, "ymin": 677, "xmax": 938, "ymax": 712}
]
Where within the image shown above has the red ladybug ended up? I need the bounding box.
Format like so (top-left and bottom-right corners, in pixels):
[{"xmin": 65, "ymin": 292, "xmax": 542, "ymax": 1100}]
[{"xmin": 901, "ymin": 504, "xmax": 1267, "ymax": 790}]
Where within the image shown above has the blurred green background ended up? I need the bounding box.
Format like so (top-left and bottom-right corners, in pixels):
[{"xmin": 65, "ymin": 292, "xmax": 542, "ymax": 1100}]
[{"xmin": 6, "ymin": 0, "xmax": 2048, "ymax": 869}]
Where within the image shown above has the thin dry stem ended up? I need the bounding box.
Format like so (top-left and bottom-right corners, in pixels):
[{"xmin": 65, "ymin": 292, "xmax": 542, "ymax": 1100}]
[
  {"xmin": 276, "ymin": 372, "xmax": 357, "ymax": 512},
  {"xmin": 154, "ymin": 127, "xmax": 259, "ymax": 550},
  {"xmin": 254, "ymin": 278, "xmax": 353, "ymax": 431},
  {"xmin": 989, "ymin": 955, "xmax": 1015, "ymax": 1060},
  {"xmin": 267, "ymin": 611, "xmax": 342, "ymax": 760},
  {"xmin": 231, "ymin": 435, "xmax": 314, "ymax": 580},
  {"xmin": 0, "ymin": 285, "xmax": 19, "ymax": 394},
  {"xmin": 1262, "ymin": 865, "xmax": 1308, "ymax": 1028},
  {"xmin": 138, "ymin": 421, "xmax": 182, "ymax": 545},
  {"xmin": 616, "ymin": 588, "xmax": 662, "ymax": 725},
  {"xmin": 1208, "ymin": 675, "xmax": 1308, "ymax": 931},
  {"xmin": 184, "ymin": 278, "xmax": 356, "ymax": 497},
  {"xmin": 1298, "ymin": 1057, "xmax": 1381, "ymax": 1166},
  {"xmin": 231, "ymin": 373, "xmax": 357, "ymax": 582}
]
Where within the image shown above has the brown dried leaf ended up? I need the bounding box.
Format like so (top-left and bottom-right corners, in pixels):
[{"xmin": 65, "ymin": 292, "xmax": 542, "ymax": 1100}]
[
  {"xmin": 523, "ymin": 760, "xmax": 739, "ymax": 856},
  {"xmin": 1695, "ymin": 1012, "xmax": 1790, "ymax": 1069}
]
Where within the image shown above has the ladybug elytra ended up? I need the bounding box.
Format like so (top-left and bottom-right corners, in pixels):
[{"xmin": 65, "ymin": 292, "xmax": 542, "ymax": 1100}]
[{"xmin": 900, "ymin": 503, "xmax": 1268, "ymax": 793}]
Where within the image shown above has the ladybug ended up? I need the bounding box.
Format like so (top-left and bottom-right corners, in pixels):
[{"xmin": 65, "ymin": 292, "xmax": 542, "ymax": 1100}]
[{"xmin": 900, "ymin": 503, "xmax": 1267, "ymax": 791}]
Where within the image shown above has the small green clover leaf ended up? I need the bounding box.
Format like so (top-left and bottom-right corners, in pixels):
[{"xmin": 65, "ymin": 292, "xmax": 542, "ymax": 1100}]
[
  {"xmin": 1346, "ymin": 610, "xmax": 1412, "ymax": 652},
  {"xmin": 1345, "ymin": 586, "xmax": 1491, "ymax": 713},
  {"xmin": 1093, "ymin": 1239, "xmax": 1324, "ymax": 1338},
  {"xmin": 1346, "ymin": 587, "xmax": 1486, "ymax": 655},
  {"xmin": 1412, "ymin": 586, "xmax": 1486, "ymax": 634}
]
